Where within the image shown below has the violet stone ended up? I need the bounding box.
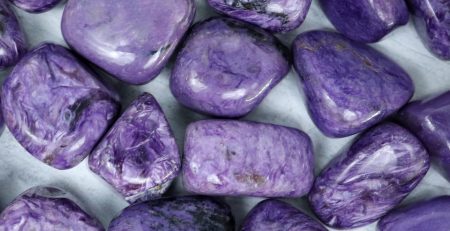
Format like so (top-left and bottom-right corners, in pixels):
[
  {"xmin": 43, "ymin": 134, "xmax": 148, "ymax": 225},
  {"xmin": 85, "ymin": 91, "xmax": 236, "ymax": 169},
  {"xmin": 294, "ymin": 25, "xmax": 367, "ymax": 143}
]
[
  {"xmin": 207, "ymin": 0, "xmax": 312, "ymax": 33},
  {"xmin": 320, "ymin": 0, "xmax": 409, "ymax": 43},
  {"xmin": 308, "ymin": 123, "xmax": 430, "ymax": 229},
  {"xmin": 0, "ymin": 1, "xmax": 26, "ymax": 69},
  {"xmin": 1, "ymin": 43, "xmax": 120, "ymax": 170},
  {"xmin": 292, "ymin": 30, "xmax": 414, "ymax": 137},
  {"xmin": 108, "ymin": 196, "xmax": 234, "ymax": 231},
  {"xmin": 241, "ymin": 199, "xmax": 326, "ymax": 231},
  {"xmin": 378, "ymin": 196, "xmax": 450, "ymax": 231},
  {"xmin": 182, "ymin": 120, "xmax": 314, "ymax": 197},
  {"xmin": 89, "ymin": 93, "xmax": 180, "ymax": 203},
  {"xmin": 170, "ymin": 17, "xmax": 289, "ymax": 117},
  {"xmin": 62, "ymin": 0, "xmax": 196, "ymax": 85},
  {"xmin": 9, "ymin": 0, "xmax": 62, "ymax": 13},
  {"xmin": 0, "ymin": 186, "xmax": 103, "ymax": 230}
]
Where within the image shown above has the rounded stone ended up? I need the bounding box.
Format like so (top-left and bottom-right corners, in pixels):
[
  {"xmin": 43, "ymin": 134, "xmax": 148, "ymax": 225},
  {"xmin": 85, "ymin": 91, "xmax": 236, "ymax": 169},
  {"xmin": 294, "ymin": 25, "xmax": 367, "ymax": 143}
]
[
  {"xmin": 9, "ymin": 0, "xmax": 62, "ymax": 13},
  {"xmin": 0, "ymin": 1, "xmax": 27, "ymax": 68}
]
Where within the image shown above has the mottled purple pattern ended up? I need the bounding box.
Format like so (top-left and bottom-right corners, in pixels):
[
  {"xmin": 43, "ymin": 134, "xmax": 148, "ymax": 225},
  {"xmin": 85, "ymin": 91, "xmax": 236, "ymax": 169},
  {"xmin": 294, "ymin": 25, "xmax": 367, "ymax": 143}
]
[
  {"xmin": 171, "ymin": 18, "xmax": 289, "ymax": 118},
  {"xmin": 241, "ymin": 199, "xmax": 326, "ymax": 231},
  {"xmin": 292, "ymin": 31, "xmax": 414, "ymax": 137},
  {"xmin": 408, "ymin": 0, "xmax": 450, "ymax": 59},
  {"xmin": 1, "ymin": 43, "xmax": 119, "ymax": 170},
  {"xmin": 321, "ymin": 0, "xmax": 409, "ymax": 43},
  {"xmin": 89, "ymin": 93, "xmax": 180, "ymax": 203},
  {"xmin": 0, "ymin": 2, "xmax": 26, "ymax": 69},
  {"xmin": 207, "ymin": 0, "xmax": 312, "ymax": 32},
  {"xmin": 309, "ymin": 123, "xmax": 430, "ymax": 229},
  {"xmin": 182, "ymin": 120, "xmax": 314, "ymax": 197},
  {"xmin": 108, "ymin": 196, "xmax": 234, "ymax": 231},
  {"xmin": 62, "ymin": 0, "xmax": 196, "ymax": 84},
  {"xmin": 9, "ymin": 0, "xmax": 62, "ymax": 13},
  {"xmin": 378, "ymin": 196, "xmax": 450, "ymax": 231},
  {"xmin": 0, "ymin": 187, "xmax": 103, "ymax": 230}
]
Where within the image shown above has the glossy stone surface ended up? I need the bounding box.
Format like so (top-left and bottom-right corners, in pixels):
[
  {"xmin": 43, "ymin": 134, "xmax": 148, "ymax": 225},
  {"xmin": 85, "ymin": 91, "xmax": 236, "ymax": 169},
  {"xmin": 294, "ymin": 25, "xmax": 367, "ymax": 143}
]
[
  {"xmin": 10, "ymin": 0, "xmax": 62, "ymax": 13},
  {"xmin": 62, "ymin": 0, "xmax": 196, "ymax": 84},
  {"xmin": 1, "ymin": 43, "xmax": 120, "ymax": 170},
  {"xmin": 89, "ymin": 93, "xmax": 180, "ymax": 203},
  {"xmin": 0, "ymin": 1, "xmax": 26, "ymax": 69},
  {"xmin": 321, "ymin": 0, "xmax": 409, "ymax": 43},
  {"xmin": 378, "ymin": 196, "xmax": 450, "ymax": 231},
  {"xmin": 408, "ymin": 0, "xmax": 450, "ymax": 59},
  {"xmin": 292, "ymin": 30, "xmax": 414, "ymax": 137},
  {"xmin": 308, "ymin": 123, "xmax": 430, "ymax": 229},
  {"xmin": 182, "ymin": 120, "xmax": 314, "ymax": 197},
  {"xmin": 207, "ymin": 0, "xmax": 312, "ymax": 33},
  {"xmin": 241, "ymin": 199, "xmax": 326, "ymax": 231},
  {"xmin": 0, "ymin": 187, "xmax": 103, "ymax": 230},
  {"xmin": 171, "ymin": 18, "xmax": 289, "ymax": 118},
  {"xmin": 109, "ymin": 196, "xmax": 234, "ymax": 231}
]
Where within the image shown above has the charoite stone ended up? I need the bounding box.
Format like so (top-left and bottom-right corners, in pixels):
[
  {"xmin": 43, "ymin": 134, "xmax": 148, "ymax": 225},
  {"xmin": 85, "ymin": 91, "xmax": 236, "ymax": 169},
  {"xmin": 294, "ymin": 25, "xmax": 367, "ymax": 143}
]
[
  {"xmin": 108, "ymin": 196, "xmax": 234, "ymax": 231},
  {"xmin": 1, "ymin": 43, "xmax": 120, "ymax": 169},
  {"xmin": 62, "ymin": 0, "xmax": 196, "ymax": 84},
  {"xmin": 182, "ymin": 120, "xmax": 314, "ymax": 197},
  {"xmin": 0, "ymin": 187, "xmax": 103, "ymax": 231},
  {"xmin": 9, "ymin": 0, "xmax": 62, "ymax": 13},
  {"xmin": 320, "ymin": 0, "xmax": 409, "ymax": 43},
  {"xmin": 292, "ymin": 30, "xmax": 413, "ymax": 137},
  {"xmin": 241, "ymin": 199, "xmax": 326, "ymax": 231},
  {"xmin": 0, "ymin": 1, "xmax": 26, "ymax": 68},
  {"xmin": 378, "ymin": 196, "xmax": 450, "ymax": 231},
  {"xmin": 171, "ymin": 18, "xmax": 289, "ymax": 117},
  {"xmin": 207, "ymin": 0, "xmax": 312, "ymax": 32},
  {"xmin": 89, "ymin": 93, "xmax": 180, "ymax": 203},
  {"xmin": 309, "ymin": 123, "xmax": 430, "ymax": 229}
]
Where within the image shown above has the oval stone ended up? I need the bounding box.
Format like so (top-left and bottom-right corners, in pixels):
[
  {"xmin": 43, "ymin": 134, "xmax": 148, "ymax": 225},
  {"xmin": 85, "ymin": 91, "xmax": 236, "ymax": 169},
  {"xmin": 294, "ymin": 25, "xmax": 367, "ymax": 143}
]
[
  {"xmin": 1, "ymin": 43, "xmax": 120, "ymax": 170},
  {"xmin": 0, "ymin": 1, "xmax": 26, "ymax": 68},
  {"xmin": 308, "ymin": 123, "xmax": 430, "ymax": 229},
  {"xmin": 62, "ymin": 0, "xmax": 196, "ymax": 84},
  {"xmin": 292, "ymin": 30, "xmax": 414, "ymax": 137},
  {"xmin": 9, "ymin": 0, "xmax": 62, "ymax": 13},
  {"xmin": 170, "ymin": 17, "xmax": 289, "ymax": 117}
]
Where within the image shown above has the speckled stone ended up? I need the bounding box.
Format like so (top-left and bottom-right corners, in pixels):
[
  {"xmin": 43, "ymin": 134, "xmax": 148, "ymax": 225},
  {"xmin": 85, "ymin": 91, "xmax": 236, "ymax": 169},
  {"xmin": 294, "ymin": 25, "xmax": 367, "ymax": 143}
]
[
  {"xmin": 378, "ymin": 196, "xmax": 450, "ymax": 231},
  {"xmin": 182, "ymin": 120, "xmax": 314, "ymax": 197},
  {"xmin": 170, "ymin": 17, "xmax": 289, "ymax": 117},
  {"xmin": 108, "ymin": 196, "xmax": 234, "ymax": 231},
  {"xmin": 207, "ymin": 0, "xmax": 312, "ymax": 33},
  {"xmin": 0, "ymin": 1, "xmax": 26, "ymax": 69},
  {"xmin": 320, "ymin": 0, "xmax": 409, "ymax": 43},
  {"xmin": 62, "ymin": 0, "xmax": 196, "ymax": 84},
  {"xmin": 1, "ymin": 43, "xmax": 120, "ymax": 170},
  {"xmin": 241, "ymin": 199, "xmax": 326, "ymax": 231},
  {"xmin": 292, "ymin": 30, "xmax": 414, "ymax": 137},
  {"xmin": 309, "ymin": 123, "xmax": 430, "ymax": 229},
  {"xmin": 89, "ymin": 93, "xmax": 180, "ymax": 203},
  {"xmin": 9, "ymin": 0, "xmax": 62, "ymax": 13},
  {"xmin": 0, "ymin": 187, "xmax": 104, "ymax": 231}
]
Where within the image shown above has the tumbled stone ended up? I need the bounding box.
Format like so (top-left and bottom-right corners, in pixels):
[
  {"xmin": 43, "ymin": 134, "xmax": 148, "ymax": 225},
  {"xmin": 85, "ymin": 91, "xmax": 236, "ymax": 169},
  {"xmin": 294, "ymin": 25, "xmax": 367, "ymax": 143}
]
[
  {"xmin": 308, "ymin": 123, "xmax": 430, "ymax": 229},
  {"xmin": 320, "ymin": 0, "xmax": 409, "ymax": 43},
  {"xmin": 9, "ymin": 0, "xmax": 62, "ymax": 13},
  {"xmin": 170, "ymin": 17, "xmax": 289, "ymax": 117},
  {"xmin": 62, "ymin": 0, "xmax": 196, "ymax": 84},
  {"xmin": 1, "ymin": 43, "xmax": 120, "ymax": 169},
  {"xmin": 108, "ymin": 196, "xmax": 234, "ymax": 231},
  {"xmin": 89, "ymin": 93, "xmax": 180, "ymax": 203},
  {"xmin": 292, "ymin": 30, "xmax": 413, "ymax": 137},
  {"xmin": 241, "ymin": 199, "xmax": 326, "ymax": 231},
  {"xmin": 0, "ymin": 186, "xmax": 104, "ymax": 230},
  {"xmin": 207, "ymin": 0, "xmax": 312, "ymax": 33},
  {"xmin": 182, "ymin": 120, "xmax": 314, "ymax": 197},
  {"xmin": 0, "ymin": 1, "xmax": 26, "ymax": 68}
]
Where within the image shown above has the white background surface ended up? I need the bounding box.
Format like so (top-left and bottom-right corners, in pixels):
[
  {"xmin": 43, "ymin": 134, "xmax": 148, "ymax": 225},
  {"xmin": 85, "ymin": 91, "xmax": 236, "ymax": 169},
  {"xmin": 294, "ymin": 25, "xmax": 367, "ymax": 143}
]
[{"xmin": 0, "ymin": 0, "xmax": 449, "ymax": 230}]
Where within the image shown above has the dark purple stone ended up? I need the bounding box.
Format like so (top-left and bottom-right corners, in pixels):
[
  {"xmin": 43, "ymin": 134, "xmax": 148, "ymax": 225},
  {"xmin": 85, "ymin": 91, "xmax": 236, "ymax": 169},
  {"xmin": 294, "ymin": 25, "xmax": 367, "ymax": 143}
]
[
  {"xmin": 0, "ymin": 1, "xmax": 26, "ymax": 68},
  {"xmin": 9, "ymin": 0, "xmax": 62, "ymax": 13}
]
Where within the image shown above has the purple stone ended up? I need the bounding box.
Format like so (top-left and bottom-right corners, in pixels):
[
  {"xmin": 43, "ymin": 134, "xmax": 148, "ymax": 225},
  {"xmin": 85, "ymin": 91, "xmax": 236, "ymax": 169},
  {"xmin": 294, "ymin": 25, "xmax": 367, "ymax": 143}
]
[
  {"xmin": 308, "ymin": 123, "xmax": 430, "ymax": 229},
  {"xmin": 0, "ymin": 187, "xmax": 103, "ymax": 230},
  {"xmin": 108, "ymin": 196, "xmax": 234, "ymax": 231},
  {"xmin": 292, "ymin": 30, "xmax": 414, "ymax": 137},
  {"xmin": 378, "ymin": 196, "xmax": 450, "ymax": 231},
  {"xmin": 320, "ymin": 0, "xmax": 409, "ymax": 43},
  {"xmin": 1, "ymin": 43, "xmax": 120, "ymax": 170},
  {"xmin": 89, "ymin": 93, "xmax": 180, "ymax": 203},
  {"xmin": 0, "ymin": 1, "xmax": 26, "ymax": 68},
  {"xmin": 9, "ymin": 0, "xmax": 62, "ymax": 13},
  {"xmin": 170, "ymin": 18, "xmax": 289, "ymax": 117},
  {"xmin": 182, "ymin": 120, "xmax": 314, "ymax": 197},
  {"xmin": 241, "ymin": 199, "xmax": 326, "ymax": 231},
  {"xmin": 61, "ymin": 0, "xmax": 196, "ymax": 85},
  {"xmin": 207, "ymin": 0, "xmax": 312, "ymax": 33}
]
